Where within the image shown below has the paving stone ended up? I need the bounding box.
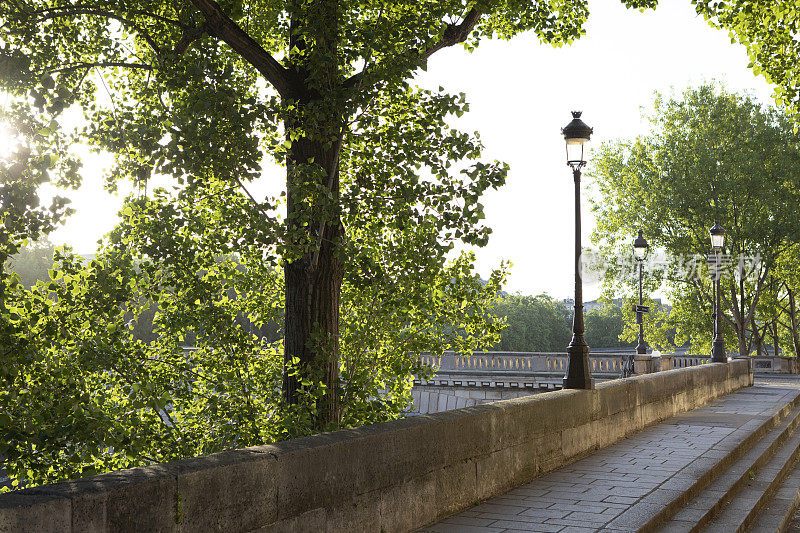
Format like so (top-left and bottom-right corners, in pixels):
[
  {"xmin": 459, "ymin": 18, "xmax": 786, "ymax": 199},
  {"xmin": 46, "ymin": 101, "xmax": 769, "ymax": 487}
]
[
  {"xmin": 575, "ymin": 489, "xmax": 618, "ymax": 502},
  {"xmin": 536, "ymin": 526, "xmax": 597, "ymax": 533},
  {"xmin": 485, "ymin": 520, "xmax": 564, "ymax": 532},
  {"xmin": 515, "ymin": 508, "xmax": 571, "ymax": 520},
  {"xmin": 563, "ymin": 510, "xmax": 615, "ymax": 523},
  {"xmin": 602, "ymin": 495, "xmax": 638, "ymax": 505},
  {"xmin": 474, "ymin": 511, "xmax": 565, "ymax": 524},
  {"xmin": 518, "ymin": 498, "xmax": 559, "ymax": 509},
  {"xmin": 605, "ymin": 486, "xmax": 652, "ymax": 498},
  {"xmin": 547, "ymin": 503, "xmax": 609, "ymax": 514},
  {"xmin": 543, "ymin": 517, "xmax": 609, "ymax": 528},
  {"xmin": 506, "ymin": 487, "xmax": 549, "ymax": 498},
  {"xmin": 422, "ymin": 523, "xmax": 505, "ymax": 533},
  {"xmin": 603, "ymin": 502, "xmax": 663, "ymax": 529},
  {"xmin": 440, "ymin": 515, "xmax": 497, "ymax": 527}
]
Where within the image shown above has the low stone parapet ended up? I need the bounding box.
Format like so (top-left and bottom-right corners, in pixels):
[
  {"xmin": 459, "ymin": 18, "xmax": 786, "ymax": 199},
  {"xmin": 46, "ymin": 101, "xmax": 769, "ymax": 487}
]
[
  {"xmin": 750, "ymin": 356, "xmax": 799, "ymax": 374},
  {"xmin": 0, "ymin": 360, "xmax": 752, "ymax": 532}
]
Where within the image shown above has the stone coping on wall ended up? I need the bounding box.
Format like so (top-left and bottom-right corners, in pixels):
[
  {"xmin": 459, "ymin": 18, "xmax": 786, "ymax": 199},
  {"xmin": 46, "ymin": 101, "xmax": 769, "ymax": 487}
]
[{"xmin": 0, "ymin": 360, "xmax": 752, "ymax": 533}]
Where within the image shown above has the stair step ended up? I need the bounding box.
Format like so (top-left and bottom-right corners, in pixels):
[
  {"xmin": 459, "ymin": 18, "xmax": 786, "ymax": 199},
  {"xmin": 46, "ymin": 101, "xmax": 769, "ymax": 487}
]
[
  {"xmin": 746, "ymin": 457, "xmax": 800, "ymax": 532},
  {"xmin": 664, "ymin": 401, "xmax": 800, "ymax": 532},
  {"xmin": 645, "ymin": 395, "xmax": 800, "ymax": 532},
  {"xmin": 699, "ymin": 420, "xmax": 800, "ymax": 532}
]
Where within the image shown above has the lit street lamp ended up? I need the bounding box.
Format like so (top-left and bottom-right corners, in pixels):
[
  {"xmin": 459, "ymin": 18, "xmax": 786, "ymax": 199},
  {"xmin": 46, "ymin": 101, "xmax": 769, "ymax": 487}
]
[
  {"xmin": 710, "ymin": 222, "xmax": 726, "ymax": 362},
  {"xmin": 562, "ymin": 111, "xmax": 594, "ymax": 390},
  {"xmin": 633, "ymin": 230, "xmax": 650, "ymax": 357}
]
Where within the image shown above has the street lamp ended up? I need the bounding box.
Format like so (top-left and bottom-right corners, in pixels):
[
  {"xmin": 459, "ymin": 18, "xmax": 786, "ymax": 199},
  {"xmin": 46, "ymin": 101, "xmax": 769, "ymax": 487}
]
[
  {"xmin": 708, "ymin": 220, "xmax": 728, "ymax": 363},
  {"xmin": 709, "ymin": 222, "xmax": 726, "ymax": 362},
  {"xmin": 633, "ymin": 230, "xmax": 650, "ymax": 356},
  {"xmin": 562, "ymin": 111, "xmax": 594, "ymax": 390}
]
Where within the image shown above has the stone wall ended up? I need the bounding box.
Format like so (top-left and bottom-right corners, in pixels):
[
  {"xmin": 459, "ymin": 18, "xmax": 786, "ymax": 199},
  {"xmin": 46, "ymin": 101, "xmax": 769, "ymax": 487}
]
[{"xmin": 0, "ymin": 361, "xmax": 752, "ymax": 533}]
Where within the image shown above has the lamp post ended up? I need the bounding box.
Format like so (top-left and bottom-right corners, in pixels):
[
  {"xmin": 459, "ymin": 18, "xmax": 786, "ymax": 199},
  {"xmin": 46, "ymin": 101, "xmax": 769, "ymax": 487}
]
[
  {"xmin": 562, "ymin": 111, "xmax": 594, "ymax": 390},
  {"xmin": 710, "ymin": 222, "xmax": 726, "ymax": 362},
  {"xmin": 633, "ymin": 230, "xmax": 649, "ymax": 356}
]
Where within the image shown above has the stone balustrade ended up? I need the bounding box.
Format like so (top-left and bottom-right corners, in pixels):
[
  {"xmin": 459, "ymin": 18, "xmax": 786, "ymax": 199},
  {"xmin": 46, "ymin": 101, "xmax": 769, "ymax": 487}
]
[
  {"xmin": 419, "ymin": 352, "xmax": 798, "ymax": 376},
  {"xmin": 420, "ymin": 351, "xmax": 631, "ymax": 376}
]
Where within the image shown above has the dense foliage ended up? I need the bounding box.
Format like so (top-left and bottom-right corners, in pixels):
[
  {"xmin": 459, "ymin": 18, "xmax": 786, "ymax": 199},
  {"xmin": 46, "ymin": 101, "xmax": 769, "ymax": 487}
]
[
  {"xmin": 491, "ymin": 294, "xmax": 571, "ymax": 352},
  {"xmin": 584, "ymin": 303, "xmax": 635, "ymax": 349},
  {"xmin": 4, "ymin": 0, "xmax": 795, "ymax": 490},
  {"xmin": 696, "ymin": 1, "xmax": 800, "ymax": 123},
  {"xmin": 0, "ymin": 0, "xmax": 663, "ymax": 489},
  {"xmin": 590, "ymin": 84, "xmax": 800, "ymax": 356}
]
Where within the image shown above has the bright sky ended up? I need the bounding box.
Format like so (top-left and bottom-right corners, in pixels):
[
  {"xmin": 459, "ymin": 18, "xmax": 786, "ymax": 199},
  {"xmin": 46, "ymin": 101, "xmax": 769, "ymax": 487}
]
[{"xmin": 42, "ymin": 0, "xmax": 775, "ymax": 300}]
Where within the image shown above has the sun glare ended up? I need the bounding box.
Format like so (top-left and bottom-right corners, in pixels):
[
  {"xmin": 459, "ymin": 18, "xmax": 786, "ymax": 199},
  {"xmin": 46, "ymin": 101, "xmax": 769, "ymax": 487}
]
[{"xmin": 0, "ymin": 122, "xmax": 18, "ymax": 159}]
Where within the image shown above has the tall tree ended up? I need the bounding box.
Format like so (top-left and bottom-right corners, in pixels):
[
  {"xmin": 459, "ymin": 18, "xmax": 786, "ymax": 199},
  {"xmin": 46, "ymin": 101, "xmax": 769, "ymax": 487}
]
[
  {"xmin": 756, "ymin": 245, "xmax": 800, "ymax": 357},
  {"xmin": 591, "ymin": 84, "xmax": 800, "ymax": 357},
  {"xmin": 0, "ymin": 0, "xmax": 659, "ymax": 424}
]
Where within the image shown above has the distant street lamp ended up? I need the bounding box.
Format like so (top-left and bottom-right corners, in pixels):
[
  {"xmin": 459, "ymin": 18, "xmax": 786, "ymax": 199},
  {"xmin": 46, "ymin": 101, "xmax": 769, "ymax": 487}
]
[
  {"xmin": 633, "ymin": 230, "xmax": 650, "ymax": 356},
  {"xmin": 562, "ymin": 111, "xmax": 594, "ymax": 390},
  {"xmin": 709, "ymin": 221, "xmax": 726, "ymax": 363}
]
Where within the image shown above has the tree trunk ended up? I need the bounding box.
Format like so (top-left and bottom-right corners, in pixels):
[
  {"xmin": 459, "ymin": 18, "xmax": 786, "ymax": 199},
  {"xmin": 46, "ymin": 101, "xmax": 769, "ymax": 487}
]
[
  {"xmin": 753, "ymin": 321, "xmax": 765, "ymax": 356},
  {"xmin": 735, "ymin": 329, "xmax": 748, "ymax": 357},
  {"xmin": 772, "ymin": 318, "xmax": 779, "ymax": 356},
  {"xmin": 279, "ymin": 0, "xmax": 343, "ymax": 428},
  {"xmin": 0, "ymin": 250, "xmax": 7, "ymax": 314},
  {"xmin": 283, "ymin": 132, "xmax": 343, "ymax": 427},
  {"xmin": 788, "ymin": 286, "xmax": 800, "ymax": 357}
]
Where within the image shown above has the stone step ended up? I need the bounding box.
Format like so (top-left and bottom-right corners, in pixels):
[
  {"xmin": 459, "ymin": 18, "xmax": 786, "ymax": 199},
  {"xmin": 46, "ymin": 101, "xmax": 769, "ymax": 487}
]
[
  {"xmin": 641, "ymin": 393, "xmax": 800, "ymax": 532},
  {"xmin": 696, "ymin": 407, "xmax": 800, "ymax": 532},
  {"xmin": 746, "ymin": 456, "xmax": 800, "ymax": 532}
]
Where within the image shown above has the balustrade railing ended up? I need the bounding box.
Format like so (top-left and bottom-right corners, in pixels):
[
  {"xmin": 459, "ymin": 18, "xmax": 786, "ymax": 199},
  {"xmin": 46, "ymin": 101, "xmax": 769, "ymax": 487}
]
[
  {"xmin": 670, "ymin": 355, "xmax": 710, "ymax": 369},
  {"xmin": 420, "ymin": 352, "xmax": 630, "ymax": 375},
  {"xmin": 419, "ymin": 351, "xmax": 797, "ymax": 378}
]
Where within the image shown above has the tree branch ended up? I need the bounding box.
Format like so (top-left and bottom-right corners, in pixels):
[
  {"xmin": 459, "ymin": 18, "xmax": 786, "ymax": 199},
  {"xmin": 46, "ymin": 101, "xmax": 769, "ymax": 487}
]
[
  {"xmin": 187, "ymin": 0, "xmax": 294, "ymax": 98},
  {"xmin": 43, "ymin": 61, "xmax": 154, "ymax": 74},
  {"xmin": 745, "ymin": 264, "xmax": 770, "ymax": 327},
  {"xmin": 343, "ymin": 8, "xmax": 481, "ymax": 93},
  {"xmin": 174, "ymin": 24, "xmax": 210, "ymax": 58}
]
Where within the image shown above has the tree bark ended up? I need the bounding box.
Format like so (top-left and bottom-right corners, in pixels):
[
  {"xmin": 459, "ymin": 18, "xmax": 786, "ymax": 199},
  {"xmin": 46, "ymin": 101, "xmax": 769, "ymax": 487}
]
[
  {"xmin": 788, "ymin": 285, "xmax": 800, "ymax": 357},
  {"xmin": 283, "ymin": 132, "xmax": 343, "ymax": 426},
  {"xmin": 280, "ymin": 0, "xmax": 343, "ymax": 426},
  {"xmin": 772, "ymin": 316, "xmax": 780, "ymax": 356}
]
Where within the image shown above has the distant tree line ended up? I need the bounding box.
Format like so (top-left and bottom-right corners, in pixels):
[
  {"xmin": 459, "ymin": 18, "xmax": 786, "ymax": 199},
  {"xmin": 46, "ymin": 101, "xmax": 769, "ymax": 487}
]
[{"xmin": 490, "ymin": 293, "xmax": 634, "ymax": 352}]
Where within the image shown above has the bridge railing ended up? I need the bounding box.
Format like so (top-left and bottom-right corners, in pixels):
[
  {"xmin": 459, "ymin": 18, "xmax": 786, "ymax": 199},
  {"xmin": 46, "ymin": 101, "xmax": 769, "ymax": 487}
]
[
  {"xmin": 420, "ymin": 351, "xmax": 630, "ymax": 375},
  {"xmin": 419, "ymin": 351, "xmax": 799, "ymax": 377},
  {"xmin": 664, "ymin": 354, "xmax": 710, "ymax": 369}
]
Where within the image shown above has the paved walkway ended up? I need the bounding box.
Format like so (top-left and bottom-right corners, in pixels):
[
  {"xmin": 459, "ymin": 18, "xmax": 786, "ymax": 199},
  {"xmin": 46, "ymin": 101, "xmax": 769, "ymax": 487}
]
[{"xmin": 420, "ymin": 376, "xmax": 800, "ymax": 533}]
